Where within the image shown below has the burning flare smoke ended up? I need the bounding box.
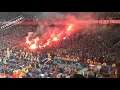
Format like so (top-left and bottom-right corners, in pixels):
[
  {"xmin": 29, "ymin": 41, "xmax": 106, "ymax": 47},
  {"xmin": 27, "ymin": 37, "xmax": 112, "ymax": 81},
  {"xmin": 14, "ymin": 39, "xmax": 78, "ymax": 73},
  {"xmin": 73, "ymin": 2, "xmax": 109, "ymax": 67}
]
[{"xmin": 25, "ymin": 12, "xmax": 100, "ymax": 50}]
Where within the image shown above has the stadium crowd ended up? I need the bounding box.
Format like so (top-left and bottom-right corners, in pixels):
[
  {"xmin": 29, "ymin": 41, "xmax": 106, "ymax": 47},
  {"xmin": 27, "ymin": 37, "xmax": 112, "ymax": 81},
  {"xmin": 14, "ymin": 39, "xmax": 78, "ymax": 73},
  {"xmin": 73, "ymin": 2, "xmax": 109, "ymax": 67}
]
[
  {"xmin": 0, "ymin": 13, "xmax": 120, "ymax": 78},
  {"xmin": 0, "ymin": 47, "xmax": 119, "ymax": 78}
]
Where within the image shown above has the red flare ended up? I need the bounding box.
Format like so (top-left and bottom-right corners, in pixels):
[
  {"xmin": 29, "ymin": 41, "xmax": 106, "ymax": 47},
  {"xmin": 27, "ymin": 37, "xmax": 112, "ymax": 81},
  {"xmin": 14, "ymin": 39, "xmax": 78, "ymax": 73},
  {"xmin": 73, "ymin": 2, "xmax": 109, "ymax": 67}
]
[
  {"xmin": 63, "ymin": 37, "xmax": 66, "ymax": 40},
  {"xmin": 53, "ymin": 37, "xmax": 58, "ymax": 41},
  {"xmin": 30, "ymin": 44, "xmax": 37, "ymax": 50},
  {"xmin": 26, "ymin": 37, "xmax": 31, "ymax": 44},
  {"xmin": 67, "ymin": 24, "xmax": 73, "ymax": 31}
]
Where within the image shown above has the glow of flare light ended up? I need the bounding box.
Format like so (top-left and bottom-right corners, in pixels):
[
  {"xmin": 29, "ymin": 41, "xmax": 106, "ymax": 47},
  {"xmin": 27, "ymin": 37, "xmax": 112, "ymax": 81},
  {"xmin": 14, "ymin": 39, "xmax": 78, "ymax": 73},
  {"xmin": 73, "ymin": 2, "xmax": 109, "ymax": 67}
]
[
  {"xmin": 67, "ymin": 24, "xmax": 73, "ymax": 31},
  {"xmin": 53, "ymin": 37, "xmax": 58, "ymax": 41},
  {"xmin": 30, "ymin": 44, "xmax": 37, "ymax": 50}
]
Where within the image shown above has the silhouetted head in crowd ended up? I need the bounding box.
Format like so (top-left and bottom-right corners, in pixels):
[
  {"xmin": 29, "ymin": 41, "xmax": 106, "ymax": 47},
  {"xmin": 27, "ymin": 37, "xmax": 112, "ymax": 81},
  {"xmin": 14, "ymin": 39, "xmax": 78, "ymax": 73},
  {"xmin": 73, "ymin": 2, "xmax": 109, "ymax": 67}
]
[{"xmin": 73, "ymin": 74, "xmax": 85, "ymax": 78}]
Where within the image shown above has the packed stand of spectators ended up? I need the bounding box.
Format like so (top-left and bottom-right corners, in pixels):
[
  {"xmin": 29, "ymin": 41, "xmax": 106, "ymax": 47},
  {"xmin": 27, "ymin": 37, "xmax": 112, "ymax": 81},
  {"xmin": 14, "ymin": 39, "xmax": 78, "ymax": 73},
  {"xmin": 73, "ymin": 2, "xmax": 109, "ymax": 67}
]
[
  {"xmin": 0, "ymin": 48, "xmax": 82, "ymax": 78},
  {"xmin": 0, "ymin": 47, "xmax": 119, "ymax": 78}
]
